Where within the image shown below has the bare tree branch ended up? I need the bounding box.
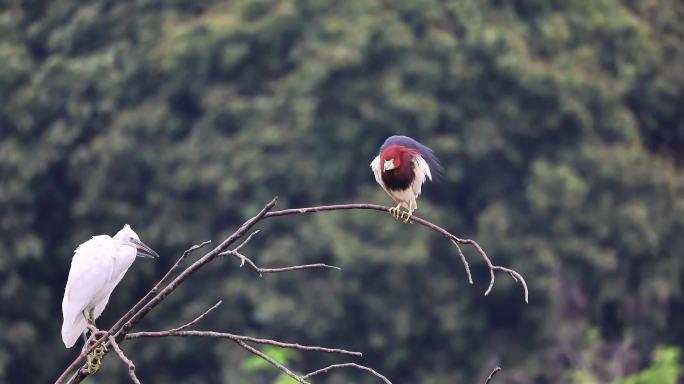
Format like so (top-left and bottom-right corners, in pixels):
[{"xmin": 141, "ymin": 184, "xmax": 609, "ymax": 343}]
[
  {"xmin": 108, "ymin": 335, "xmax": 141, "ymax": 384},
  {"xmin": 116, "ymin": 239, "xmax": 213, "ymax": 333},
  {"xmin": 303, "ymin": 363, "xmax": 393, "ymax": 384},
  {"xmin": 223, "ymin": 249, "xmax": 341, "ymax": 275},
  {"xmin": 217, "ymin": 230, "xmax": 340, "ymax": 275},
  {"xmin": 126, "ymin": 330, "xmax": 362, "ymax": 356},
  {"xmin": 56, "ymin": 199, "xmax": 525, "ymax": 383},
  {"xmin": 236, "ymin": 340, "xmax": 309, "ymax": 383},
  {"xmin": 485, "ymin": 366, "xmax": 502, "ymax": 384},
  {"xmin": 452, "ymin": 239, "xmax": 473, "ymax": 285},
  {"xmin": 263, "ymin": 204, "xmax": 529, "ymax": 303},
  {"xmin": 112, "ymin": 240, "xmax": 213, "ymax": 338},
  {"xmin": 232, "ymin": 229, "xmax": 260, "ymax": 253},
  {"xmin": 57, "ymin": 333, "xmax": 109, "ymax": 384},
  {"xmin": 164, "ymin": 300, "xmax": 222, "ymax": 333}
]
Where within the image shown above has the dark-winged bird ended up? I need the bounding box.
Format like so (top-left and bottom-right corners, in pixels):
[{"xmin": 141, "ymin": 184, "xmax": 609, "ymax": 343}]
[{"xmin": 370, "ymin": 135, "xmax": 443, "ymax": 222}]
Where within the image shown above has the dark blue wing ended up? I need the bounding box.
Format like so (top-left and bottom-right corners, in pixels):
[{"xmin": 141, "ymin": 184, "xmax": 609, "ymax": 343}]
[{"xmin": 380, "ymin": 135, "xmax": 444, "ymax": 178}]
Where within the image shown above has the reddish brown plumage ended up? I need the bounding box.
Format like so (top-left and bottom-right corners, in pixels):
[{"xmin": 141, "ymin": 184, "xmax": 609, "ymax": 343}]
[{"xmin": 380, "ymin": 145, "xmax": 417, "ymax": 191}]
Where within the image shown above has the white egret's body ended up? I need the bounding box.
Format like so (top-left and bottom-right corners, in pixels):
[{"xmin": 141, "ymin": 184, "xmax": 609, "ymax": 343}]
[{"xmin": 61, "ymin": 225, "xmax": 157, "ymax": 348}]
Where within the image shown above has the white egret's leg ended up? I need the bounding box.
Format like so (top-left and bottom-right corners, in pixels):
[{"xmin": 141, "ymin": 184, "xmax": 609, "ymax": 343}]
[
  {"xmin": 83, "ymin": 308, "xmax": 95, "ymax": 325},
  {"xmin": 81, "ymin": 332, "xmax": 89, "ymax": 354},
  {"xmin": 83, "ymin": 308, "xmax": 106, "ymax": 374}
]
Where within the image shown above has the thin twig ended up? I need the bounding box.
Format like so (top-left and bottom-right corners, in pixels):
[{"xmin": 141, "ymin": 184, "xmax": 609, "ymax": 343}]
[
  {"xmin": 108, "ymin": 335, "xmax": 141, "ymax": 384},
  {"xmin": 125, "ymin": 330, "xmax": 362, "ymax": 356},
  {"xmin": 233, "ymin": 230, "xmax": 260, "ymax": 253},
  {"xmin": 235, "ymin": 340, "xmax": 308, "ymax": 384},
  {"xmin": 218, "ymin": 230, "xmax": 340, "ymax": 275},
  {"xmin": 485, "ymin": 366, "xmax": 502, "ymax": 384},
  {"xmin": 227, "ymin": 230, "xmax": 261, "ymax": 266},
  {"xmin": 253, "ymin": 264, "xmax": 340, "ymax": 274},
  {"xmin": 451, "ymin": 240, "xmax": 473, "ymax": 285},
  {"xmin": 165, "ymin": 301, "xmax": 222, "ymax": 333},
  {"xmin": 222, "ymin": 249, "xmax": 340, "ymax": 276},
  {"xmin": 303, "ymin": 363, "xmax": 393, "ymax": 384}
]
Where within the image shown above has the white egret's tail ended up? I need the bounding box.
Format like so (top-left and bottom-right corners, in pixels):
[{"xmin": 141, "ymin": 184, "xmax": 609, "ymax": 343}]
[{"xmin": 61, "ymin": 314, "xmax": 86, "ymax": 348}]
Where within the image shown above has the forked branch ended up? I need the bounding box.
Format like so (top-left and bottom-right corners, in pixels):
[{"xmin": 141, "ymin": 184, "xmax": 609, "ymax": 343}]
[
  {"xmin": 108, "ymin": 335, "xmax": 140, "ymax": 384},
  {"xmin": 56, "ymin": 198, "xmax": 527, "ymax": 384},
  {"xmin": 219, "ymin": 230, "xmax": 340, "ymax": 276},
  {"xmin": 263, "ymin": 204, "xmax": 529, "ymax": 303}
]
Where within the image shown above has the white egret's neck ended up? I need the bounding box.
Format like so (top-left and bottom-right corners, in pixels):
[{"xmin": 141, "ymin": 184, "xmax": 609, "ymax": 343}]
[{"xmin": 108, "ymin": 226, "xmax": 139, "ymax": 291}]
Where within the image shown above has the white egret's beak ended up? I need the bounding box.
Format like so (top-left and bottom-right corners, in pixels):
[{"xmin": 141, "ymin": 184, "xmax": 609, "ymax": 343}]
[
  {"xmin": 129, "ymin": 238, "xmax": 160, "ymax": 259},
  {"xmin": 383, "ymin": 158, "xmax": 396, "ymax": 171}
]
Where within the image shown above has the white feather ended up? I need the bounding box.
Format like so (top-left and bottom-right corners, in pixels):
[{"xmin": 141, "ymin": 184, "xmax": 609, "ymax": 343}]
[
  {"xmin": 370, "ymin": 156, "xmax": 388, "ymax": 194},
  {"xmin": 61, "ymin": 226, "xmax": 140, "ymax": 348},
  {"xmin": 410, "ymin": 154, "xmax": 431, "ymax": 200}
]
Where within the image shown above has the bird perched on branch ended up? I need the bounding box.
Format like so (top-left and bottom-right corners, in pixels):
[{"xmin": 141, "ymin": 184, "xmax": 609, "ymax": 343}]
[
  {"xmin": 370, "ymin": 135, "xmax": 444, "ymax": 223},
  {"xmin": 62, "ymin": 224, "xmax": 159, "ymax": 373}
]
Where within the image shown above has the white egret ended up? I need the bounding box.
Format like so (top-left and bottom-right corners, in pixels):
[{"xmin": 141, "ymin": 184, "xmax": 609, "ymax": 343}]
[{"xmin": 61, "ymin": 224, "xmax": 158, "ymax": 371}]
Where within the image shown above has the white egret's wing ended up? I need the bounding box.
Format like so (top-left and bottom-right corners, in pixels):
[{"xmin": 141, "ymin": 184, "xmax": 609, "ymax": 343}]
[
  {"xmin": 93, "ymin": 269, "xmax": 127, "ymax": 319},
  {"xmin": 61, "ymin": 235, "xmax": 115, "ymax": 347}
]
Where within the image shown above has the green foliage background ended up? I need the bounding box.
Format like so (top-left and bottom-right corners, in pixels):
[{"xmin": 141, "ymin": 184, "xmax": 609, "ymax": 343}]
[{"xmin": 1, "ymin": 0, "xmax": 683, "ymax": 382}]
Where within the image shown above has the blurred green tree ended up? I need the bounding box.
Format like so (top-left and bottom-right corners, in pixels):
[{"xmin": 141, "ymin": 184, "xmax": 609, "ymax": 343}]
[{"xmin": 1, "ymin": 0, "xmax": 683, "ymax": 382}]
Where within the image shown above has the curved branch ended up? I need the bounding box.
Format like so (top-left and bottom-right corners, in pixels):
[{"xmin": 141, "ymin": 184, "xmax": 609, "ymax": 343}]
[
  {"xmin": 263, "ymin": 204, "xmax": 528, "ymax": 303},
  {"xmin": 303, "ymin": 363, "xmax": 392, "ymax": 384},
  {"xmin": 126, "ymin": 330, "xmax": 362, "ymax": 357},
  {"xmin": 165, "ymin": 300, "xmax": 222, "ymax": 333},
  {"xmin": 218, "ymin": 230, "xmax": 340, "ymax": 275},
  {"xmin": 485, "ymin": 366, "xmax": 502, "ymax": 383},
  {"xmin": 108, "ymin": 335, "xmax": 141, "ymax": 384},
  {"xmin": 236, "ymin": 340, "xmax": 308, "ymax": 383},
  {"xmin": 56, "ymin": 199, "xmax": 525, "ymax": 383}
]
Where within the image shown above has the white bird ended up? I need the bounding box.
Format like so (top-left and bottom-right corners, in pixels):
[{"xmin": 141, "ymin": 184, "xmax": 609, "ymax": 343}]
[{"xmin": 61, "ymin": 224, "xmax": 159, "ymax": 348}]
